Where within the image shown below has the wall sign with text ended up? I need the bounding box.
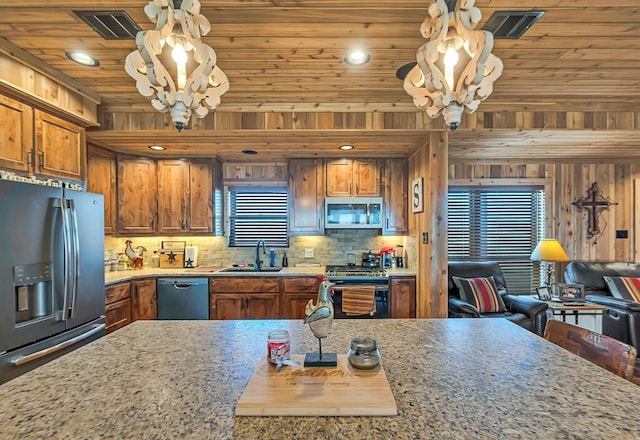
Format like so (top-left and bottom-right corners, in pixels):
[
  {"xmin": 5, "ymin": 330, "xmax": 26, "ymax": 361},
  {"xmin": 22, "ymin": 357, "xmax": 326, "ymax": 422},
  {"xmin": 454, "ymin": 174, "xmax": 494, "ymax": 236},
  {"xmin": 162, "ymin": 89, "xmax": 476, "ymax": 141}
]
[{"xmin": 412, "ymin": 177, "xmax": 423, "ymax": 213}]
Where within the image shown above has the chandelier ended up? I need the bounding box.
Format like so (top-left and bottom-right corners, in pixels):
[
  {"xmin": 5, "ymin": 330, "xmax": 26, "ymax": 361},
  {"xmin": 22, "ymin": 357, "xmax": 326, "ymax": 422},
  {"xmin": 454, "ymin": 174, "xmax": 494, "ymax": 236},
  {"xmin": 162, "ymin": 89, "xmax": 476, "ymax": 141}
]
[
  {"xmin": 403, "ymin": 0, "xmax": 503, "ymax": 130},
  {"xmin": 125, "ymin": 0, "xmax": 229, "ymax": 132}
]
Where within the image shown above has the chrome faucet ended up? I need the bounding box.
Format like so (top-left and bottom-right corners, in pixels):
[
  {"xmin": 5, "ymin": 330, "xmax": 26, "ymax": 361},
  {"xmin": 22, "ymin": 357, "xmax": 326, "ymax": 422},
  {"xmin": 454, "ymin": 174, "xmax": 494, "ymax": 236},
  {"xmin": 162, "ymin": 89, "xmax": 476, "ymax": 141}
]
[{"xmin": 254, "ymin": 240, "xmax": 267, "ymax": 271}]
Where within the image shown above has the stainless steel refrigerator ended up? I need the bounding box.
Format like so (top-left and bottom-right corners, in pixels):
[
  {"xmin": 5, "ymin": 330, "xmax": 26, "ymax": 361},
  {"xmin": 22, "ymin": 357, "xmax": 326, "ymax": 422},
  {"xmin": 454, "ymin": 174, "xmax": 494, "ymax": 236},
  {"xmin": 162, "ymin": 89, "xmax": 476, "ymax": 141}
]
[{"xmin": 0, "ymin": 180, "xmax": 106, "ymax": 384}]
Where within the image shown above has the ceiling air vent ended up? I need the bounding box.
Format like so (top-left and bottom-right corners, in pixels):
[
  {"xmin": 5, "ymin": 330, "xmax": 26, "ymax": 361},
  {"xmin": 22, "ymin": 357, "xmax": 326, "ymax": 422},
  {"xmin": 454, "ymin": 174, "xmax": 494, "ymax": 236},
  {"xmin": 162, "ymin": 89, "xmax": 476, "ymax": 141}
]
[
  {"xmin": 73, "ymin": 11, "xmax": 141, "ymax": 40},
  {"xmin": 482, "ymin": 11, "xmax": 545, "ymax": 39}
]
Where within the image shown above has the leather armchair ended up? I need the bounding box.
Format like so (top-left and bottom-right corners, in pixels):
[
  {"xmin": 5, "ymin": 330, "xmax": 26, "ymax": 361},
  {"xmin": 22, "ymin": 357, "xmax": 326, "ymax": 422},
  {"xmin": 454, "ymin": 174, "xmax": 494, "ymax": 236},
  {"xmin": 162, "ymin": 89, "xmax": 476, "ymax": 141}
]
[
  {"xmin": 448, "ymin": 261, "xmax": 549, "ymax": 336},
  {"xmin": 564, "ymin": 261, "xmax": 640, "ymax": 351}
]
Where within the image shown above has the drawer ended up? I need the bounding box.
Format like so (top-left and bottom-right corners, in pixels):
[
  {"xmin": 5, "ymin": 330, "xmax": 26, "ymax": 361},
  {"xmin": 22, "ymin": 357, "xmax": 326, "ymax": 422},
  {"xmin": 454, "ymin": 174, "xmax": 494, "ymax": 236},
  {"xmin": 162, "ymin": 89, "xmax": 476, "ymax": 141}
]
[
  {"xmin": 211, "ymin": 277, "xmax": 280, "ymax": 293},
  {"xmin": 283, "ymin": 277, "xmax": 319, "ymax": 293},
  {"xmin": 105, "ymin": 282, "xmax": 131, "ymax": 305},
  {"xmin": 105, "ymin": 298, "xmax": 131, "ymax": 333}
]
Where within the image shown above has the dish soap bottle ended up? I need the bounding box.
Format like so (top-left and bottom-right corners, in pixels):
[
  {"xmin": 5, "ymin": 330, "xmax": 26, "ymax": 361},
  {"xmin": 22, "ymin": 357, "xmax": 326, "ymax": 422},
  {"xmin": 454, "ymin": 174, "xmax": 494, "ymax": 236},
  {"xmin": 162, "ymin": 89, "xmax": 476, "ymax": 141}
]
[
  {"xmin": 269, "ymin": 249, "xmax": 276, "ymax": 267},
  {"xmin": 282, "ymin": 252, "xmax": 289, "ymax": 267}
]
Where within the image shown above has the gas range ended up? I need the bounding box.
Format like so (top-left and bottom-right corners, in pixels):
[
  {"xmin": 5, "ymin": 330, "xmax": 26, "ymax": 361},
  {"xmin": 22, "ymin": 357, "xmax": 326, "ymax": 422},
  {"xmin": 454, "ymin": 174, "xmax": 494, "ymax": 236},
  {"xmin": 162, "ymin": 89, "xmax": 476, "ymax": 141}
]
[{"xmin": 325, "ymin": 265, "xmax": 388, "ymax": 283}]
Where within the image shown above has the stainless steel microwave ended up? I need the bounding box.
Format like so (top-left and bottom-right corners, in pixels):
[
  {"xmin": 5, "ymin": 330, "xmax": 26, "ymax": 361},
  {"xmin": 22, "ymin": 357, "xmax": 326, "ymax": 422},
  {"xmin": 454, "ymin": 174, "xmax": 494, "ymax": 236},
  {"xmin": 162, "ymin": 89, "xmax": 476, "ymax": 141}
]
[{"xmin": 324, "ymin": 197, "xmax": 383, "ymax": 229}]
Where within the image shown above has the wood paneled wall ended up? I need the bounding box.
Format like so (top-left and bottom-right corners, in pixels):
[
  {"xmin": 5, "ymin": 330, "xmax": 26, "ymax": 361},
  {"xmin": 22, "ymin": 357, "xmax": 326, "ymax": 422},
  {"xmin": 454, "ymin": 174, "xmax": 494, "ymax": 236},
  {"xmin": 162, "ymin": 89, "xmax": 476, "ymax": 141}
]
[{"xmin": 449, "ymin": 162, "xmax": 640, "ymax": 264}]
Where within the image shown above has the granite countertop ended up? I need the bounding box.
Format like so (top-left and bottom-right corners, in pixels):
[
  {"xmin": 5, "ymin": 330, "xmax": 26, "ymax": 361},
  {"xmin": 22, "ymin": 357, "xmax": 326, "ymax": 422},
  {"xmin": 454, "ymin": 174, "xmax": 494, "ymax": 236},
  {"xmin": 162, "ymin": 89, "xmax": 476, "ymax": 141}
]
[
  {"xmin": 1, "ymin": 319, "xmax": 639, "ymax": 439},
  {"xmin": 105, "ymin": 266, "xmax": 416, "ymax": 285}
]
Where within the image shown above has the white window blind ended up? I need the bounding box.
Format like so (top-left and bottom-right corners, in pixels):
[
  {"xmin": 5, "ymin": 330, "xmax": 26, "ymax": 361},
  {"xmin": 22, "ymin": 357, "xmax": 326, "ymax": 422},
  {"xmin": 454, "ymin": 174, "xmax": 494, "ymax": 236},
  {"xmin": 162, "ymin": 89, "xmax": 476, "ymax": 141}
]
[
  {"xmin": 227, "ymin": 188, "xmax": 289, "ymax": 247},
  {"xmin": 448, "ymin": 188, "xmax": 545, "ymax": 293}
]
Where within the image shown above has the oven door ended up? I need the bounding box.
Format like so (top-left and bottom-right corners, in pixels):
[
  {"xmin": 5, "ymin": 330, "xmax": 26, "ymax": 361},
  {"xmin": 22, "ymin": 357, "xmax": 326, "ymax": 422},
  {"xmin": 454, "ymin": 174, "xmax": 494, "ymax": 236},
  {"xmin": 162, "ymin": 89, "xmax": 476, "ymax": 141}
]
[{"xmin": 331, "ymin": 282, "xmax": 389, "ymax": 319}]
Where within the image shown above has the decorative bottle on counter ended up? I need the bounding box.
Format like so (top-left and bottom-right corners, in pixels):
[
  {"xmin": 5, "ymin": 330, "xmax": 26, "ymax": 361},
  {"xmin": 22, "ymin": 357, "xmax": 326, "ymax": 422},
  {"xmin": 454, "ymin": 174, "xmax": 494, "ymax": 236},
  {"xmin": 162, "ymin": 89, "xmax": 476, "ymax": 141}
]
[
  {"xmin": 151, "ymin": 251, "xmax": 160, "ymax": 268},
  {"xmin": 269, "ymin": 249, "xmax": 276, "ymax": 267},
  {"xmin": 282, "ymin": 252, "xmax": 288, "ymax": 267}
]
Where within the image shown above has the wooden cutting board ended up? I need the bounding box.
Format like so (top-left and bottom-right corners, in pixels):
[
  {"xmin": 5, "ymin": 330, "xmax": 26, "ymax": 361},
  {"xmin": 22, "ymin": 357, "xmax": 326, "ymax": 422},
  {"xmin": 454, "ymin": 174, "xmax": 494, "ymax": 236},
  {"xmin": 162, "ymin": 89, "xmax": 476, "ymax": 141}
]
[{"xmin": 235, "ymin": 354, "xmax": 397, "ymax": 416}]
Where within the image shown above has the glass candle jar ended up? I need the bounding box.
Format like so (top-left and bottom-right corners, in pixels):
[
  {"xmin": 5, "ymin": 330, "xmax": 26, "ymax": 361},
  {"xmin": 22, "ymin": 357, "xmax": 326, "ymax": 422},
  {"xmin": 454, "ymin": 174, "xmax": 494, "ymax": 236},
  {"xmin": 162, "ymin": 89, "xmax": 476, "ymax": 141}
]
[
  {"xmin": 347, "ymin": 336, "xmax": 381, "ymax": 369},
  {"xmin": 267, "ymin": 329, "xmax": 290, "ymax": 366}
]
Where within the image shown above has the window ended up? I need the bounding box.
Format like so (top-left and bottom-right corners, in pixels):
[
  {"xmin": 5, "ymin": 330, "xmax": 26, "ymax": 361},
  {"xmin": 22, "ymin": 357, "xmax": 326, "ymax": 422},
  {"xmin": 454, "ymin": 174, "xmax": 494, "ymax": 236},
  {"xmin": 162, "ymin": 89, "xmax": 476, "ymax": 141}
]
[
  {"xmin": 227, "ymin": 187, "xmax": 288, "ymax": 247},
  {"xmin": 448, "ymin": 187, "xmax": 546, "ymax": 293}
]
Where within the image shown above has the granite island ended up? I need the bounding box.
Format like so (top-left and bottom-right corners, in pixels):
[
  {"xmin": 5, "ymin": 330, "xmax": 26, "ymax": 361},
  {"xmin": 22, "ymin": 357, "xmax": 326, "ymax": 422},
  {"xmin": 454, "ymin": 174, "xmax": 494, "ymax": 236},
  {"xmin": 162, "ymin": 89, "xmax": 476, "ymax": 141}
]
[{"xmin": 1, "ymin": 319, "xmax": 639, "ymax": 439}]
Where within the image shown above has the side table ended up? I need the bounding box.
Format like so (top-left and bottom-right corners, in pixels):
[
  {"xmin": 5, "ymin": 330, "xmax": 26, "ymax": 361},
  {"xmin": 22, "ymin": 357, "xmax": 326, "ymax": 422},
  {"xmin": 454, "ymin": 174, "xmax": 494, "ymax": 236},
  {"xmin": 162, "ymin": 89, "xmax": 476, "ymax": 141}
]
[{"xmin": 545, "ymin": 301, "xmax": 608, "ymax": 333}]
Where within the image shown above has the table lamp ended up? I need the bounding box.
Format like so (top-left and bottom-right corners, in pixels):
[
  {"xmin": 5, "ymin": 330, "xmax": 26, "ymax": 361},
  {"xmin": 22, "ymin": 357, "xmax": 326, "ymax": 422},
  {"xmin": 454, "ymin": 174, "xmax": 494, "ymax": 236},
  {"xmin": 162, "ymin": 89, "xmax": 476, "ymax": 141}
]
[{"xmin": 530, "ymin": 239, "xmax": 570, "ymax": 287}]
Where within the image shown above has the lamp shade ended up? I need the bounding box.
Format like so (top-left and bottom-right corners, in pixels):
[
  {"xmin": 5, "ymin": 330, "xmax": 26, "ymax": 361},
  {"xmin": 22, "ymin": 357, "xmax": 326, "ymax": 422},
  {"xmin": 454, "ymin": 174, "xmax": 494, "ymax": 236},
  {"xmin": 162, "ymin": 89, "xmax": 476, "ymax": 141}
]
[{"xmin": 530, "ymin": 239, "xmax": 570, "ymax": 262}]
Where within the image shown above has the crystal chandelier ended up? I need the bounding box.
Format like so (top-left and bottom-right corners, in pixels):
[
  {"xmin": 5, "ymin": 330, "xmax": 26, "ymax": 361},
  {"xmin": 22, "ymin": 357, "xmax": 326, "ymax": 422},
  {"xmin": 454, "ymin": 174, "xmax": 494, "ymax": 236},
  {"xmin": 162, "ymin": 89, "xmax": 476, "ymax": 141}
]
[
  {"xmin": 403, "ymin": 0, "xmax": 503, "ymax": 130},
  {"xmin": 125, "ymin": 0, "xmax": 229, "ymax": 132}
]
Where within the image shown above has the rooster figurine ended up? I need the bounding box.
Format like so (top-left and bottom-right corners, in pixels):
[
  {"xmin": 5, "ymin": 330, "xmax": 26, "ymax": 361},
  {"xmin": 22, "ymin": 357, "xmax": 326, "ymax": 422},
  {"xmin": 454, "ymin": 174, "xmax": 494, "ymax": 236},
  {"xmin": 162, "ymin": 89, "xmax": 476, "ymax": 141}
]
[
  {"xmin": 303, "ymin": 279, "xmax": 337, "ymax": 366},
  {"xmin": 124, "ymin": 240, "xmax": 146, "ymax": 270}
]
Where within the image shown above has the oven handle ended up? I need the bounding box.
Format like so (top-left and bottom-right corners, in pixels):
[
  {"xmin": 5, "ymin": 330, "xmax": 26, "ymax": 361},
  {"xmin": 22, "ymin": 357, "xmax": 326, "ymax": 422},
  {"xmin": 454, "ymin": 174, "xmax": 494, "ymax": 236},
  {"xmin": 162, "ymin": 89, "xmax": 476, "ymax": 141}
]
[{"xmin": 332, "ymin": 284, "xmax": 389, "ymax": 292}]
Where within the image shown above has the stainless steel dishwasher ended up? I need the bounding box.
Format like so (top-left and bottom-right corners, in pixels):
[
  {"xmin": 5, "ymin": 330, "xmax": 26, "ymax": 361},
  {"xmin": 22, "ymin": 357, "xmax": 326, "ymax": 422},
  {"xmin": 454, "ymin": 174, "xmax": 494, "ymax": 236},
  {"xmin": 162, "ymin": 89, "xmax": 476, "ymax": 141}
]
[{"xmin": 157, "ymin": 278, "xmax": 209, "ymax": 320}]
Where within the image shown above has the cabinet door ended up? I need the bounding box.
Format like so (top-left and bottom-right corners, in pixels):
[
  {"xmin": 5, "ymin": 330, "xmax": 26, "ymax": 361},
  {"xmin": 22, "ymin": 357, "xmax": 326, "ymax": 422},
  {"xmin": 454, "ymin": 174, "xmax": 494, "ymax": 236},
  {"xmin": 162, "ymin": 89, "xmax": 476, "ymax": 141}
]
[
  {"xmin": 382, "ymin": 159, "xmax": 408, "ymax": 234},
  {"xmin": 210, "ymin": 294, "xmax": 244, "ymax": 320},
  {"xmin": 289, "ymin": 159, "xmax": 325, "ymax": 235},
  {"xmin": 326, "ymin": 159, "xmax": 353, "ymax": 196},
  {"xmin": 245, "ymin": 294, "xmax": 280, "ymax": 319},
  {"xmin": 34, "ymin": 110, "xmax": 85, "ymax": 181},
  {"xmin": 282, "ymin": 293, "xmax": 316, "ymax": 319},
  {"xmin": 87, "ymin": 146, "xmax": 116, "ymax": 235},
  {"xmin": 117, "ymin": 156, "xmax": 157, "ymax": 234},
  {"xmin": 0, "ymin": 94, "xmax": 32, "ymax": 173},
  {"xmin": 157, "ymin": 160, "xmax": 188, "ymax": 234},
  {"xmin": 390, "ymin": 277, "xmax": 416, "ymax": 318},
  {"xmin": 131, "ymin": 279, "xmax": 157, "ymax": 321},
  {"xmin": 105, "ymin": 298, "xmax": 131, "ymax": 333},
  {"xmin": 354, "ymin": 159, "xmax": 380, "ymax": 196},
  {"xmin": 188, "ymin": 161, "xmax": 213, "ymax": 233}
]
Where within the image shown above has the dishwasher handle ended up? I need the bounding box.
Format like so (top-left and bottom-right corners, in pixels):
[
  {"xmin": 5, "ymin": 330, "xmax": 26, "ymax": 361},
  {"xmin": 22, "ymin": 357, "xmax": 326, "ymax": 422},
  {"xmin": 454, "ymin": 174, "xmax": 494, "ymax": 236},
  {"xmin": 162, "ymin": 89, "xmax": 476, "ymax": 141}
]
[{"xmin": 173, "ymin": 283, "xmax": 195, "ymax": 289}]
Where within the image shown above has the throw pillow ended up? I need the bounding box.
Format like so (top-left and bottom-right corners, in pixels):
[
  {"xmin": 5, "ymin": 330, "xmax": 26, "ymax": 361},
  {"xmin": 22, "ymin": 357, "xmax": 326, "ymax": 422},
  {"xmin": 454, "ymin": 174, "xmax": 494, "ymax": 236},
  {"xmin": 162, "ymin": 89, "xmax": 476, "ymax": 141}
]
[
  {"xmin": 452, "ymin": 276, "xmax": 507, "ymax": 313},
  {"xmin": 603, "ymin": 276, "xmax": 640, "ymax": 302}
]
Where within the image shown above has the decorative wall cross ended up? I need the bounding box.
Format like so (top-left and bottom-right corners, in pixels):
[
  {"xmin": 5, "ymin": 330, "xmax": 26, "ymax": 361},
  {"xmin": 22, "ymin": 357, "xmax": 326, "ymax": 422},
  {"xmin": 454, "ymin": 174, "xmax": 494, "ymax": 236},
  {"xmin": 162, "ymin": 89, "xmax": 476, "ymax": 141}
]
[{"xmin": 572, "ymin": 182, "xmax": 618, "ymax": 237}]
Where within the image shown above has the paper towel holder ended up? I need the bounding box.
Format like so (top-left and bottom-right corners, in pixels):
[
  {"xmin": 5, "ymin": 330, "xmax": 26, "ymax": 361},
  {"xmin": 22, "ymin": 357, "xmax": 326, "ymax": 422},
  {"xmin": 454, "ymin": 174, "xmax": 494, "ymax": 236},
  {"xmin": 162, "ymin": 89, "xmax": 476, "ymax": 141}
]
[{"xmin": 184, "ymin": 245, "xmax": 198, "ymax": 268}]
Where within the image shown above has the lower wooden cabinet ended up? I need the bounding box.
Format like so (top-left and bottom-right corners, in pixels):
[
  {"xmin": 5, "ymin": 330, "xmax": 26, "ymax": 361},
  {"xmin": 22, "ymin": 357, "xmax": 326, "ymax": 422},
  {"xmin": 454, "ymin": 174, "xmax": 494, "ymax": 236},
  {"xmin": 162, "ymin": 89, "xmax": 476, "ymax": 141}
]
[
  {"xmin": 105, "ymin": 282, "xmax": 131, "ymax": 333},
  {"xmin": 131, "ymin": 278, "xmax": 157, "ymax": 321},
  {"xmin": 389, "ymin": 276, "xmax": 416, "ymax": 318},
  {"xmin": 210, "ymin": 277, "xmax": 280, "ymax": 319},
  {"xmin": 282, "ymin": 277, "xmax": 321, "ymax": 319}
]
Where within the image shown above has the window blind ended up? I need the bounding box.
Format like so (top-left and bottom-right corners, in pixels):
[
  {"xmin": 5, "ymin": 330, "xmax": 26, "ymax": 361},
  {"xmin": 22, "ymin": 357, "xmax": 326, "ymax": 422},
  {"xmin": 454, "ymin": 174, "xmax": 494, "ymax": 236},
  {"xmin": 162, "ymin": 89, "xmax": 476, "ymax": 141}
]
[
  {"xmin": 448, "ymin": 188, "xmax": 545, "ymax": 293},
  {"xmin": 227, "ymin": 188, "xmax": 289, "ymax": 247}
]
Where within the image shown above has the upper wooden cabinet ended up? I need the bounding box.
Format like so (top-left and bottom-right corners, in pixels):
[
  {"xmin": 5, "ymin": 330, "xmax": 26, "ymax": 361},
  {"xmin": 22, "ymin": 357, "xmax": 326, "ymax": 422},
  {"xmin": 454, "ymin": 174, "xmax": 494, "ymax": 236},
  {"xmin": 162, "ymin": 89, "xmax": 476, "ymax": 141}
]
[
  {"xmin": 87, "ymin": 146, "xmax": 116, "ymax": 235},
  {"xmin": 157, "ymin": 160, "xmax": 214, "ymax": 234},
  {"xmin": 0, "ymin": 95, "xmax": 85, "ymax": 181},
  {"xmin": 326, "ymin": 159, "xmax": 380, "ymax": 196},
  {"xmin": 0, "ymin": 94, "xmax": 32, "ymax": 173},
  {"xmin": 117, "ymin": 156, "xmax": 158, "ymax": 235},
  {"xmin": 289, "ymin": 159, "xmax": 325, "ymax": 236},
  {"xmin": 382, "ymin": 159, "xmax": 408, "ymax": 235},
  {"xmin": 34, "ymin": 110, "xmax": 85, "ymax": 181}
]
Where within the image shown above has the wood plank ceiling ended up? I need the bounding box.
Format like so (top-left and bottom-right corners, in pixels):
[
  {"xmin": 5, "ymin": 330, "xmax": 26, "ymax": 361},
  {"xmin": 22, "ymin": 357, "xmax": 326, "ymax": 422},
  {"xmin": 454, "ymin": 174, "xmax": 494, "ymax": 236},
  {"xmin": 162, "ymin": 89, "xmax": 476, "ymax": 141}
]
[{"xmin": 0, "ymin": 0, "xmax": 639, "ymax": 161}]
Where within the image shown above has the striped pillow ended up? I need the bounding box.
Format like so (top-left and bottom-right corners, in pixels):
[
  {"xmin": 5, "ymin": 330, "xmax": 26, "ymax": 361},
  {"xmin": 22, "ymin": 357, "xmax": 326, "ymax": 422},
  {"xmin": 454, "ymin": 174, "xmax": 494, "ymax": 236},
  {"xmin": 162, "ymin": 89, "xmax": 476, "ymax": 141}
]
[
  {"xmin": 603, "ymin": 276, "xmax": 640, "ymax": 302},
  {"xmin": 452, "ymin": 276, "xmax": 506, "ymax": 313}
]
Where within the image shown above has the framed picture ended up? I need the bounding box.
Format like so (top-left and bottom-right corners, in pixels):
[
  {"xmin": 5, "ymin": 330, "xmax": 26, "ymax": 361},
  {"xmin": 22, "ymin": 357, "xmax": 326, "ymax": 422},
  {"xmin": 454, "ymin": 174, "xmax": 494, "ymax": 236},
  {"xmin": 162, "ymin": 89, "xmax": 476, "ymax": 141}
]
[
  {"xmin": 536, "ymin": 286, "xmax": 552, "ymax": 301},
  {"xmin": 411, "ymin": 177, "xmax": 423, "ymax": 213},
  {"xmin": 555, "ymin": 283, "xmax": 586, "ymax": 302}
]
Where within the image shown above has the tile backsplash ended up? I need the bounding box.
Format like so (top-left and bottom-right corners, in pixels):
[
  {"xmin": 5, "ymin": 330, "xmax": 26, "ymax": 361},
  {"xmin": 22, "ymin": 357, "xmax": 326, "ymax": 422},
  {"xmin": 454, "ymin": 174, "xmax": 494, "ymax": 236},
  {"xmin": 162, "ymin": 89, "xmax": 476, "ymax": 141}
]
[{"xmin": 105, "ymin": 230, "xmax": 416, "ymax": 269}]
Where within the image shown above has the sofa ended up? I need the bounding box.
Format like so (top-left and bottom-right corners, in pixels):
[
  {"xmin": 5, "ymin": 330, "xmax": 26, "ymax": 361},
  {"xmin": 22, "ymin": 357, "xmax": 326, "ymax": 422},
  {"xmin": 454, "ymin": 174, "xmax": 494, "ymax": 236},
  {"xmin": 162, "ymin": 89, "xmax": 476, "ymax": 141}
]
[
  {"xmin": 448, "ymin": 261, "xmax": 549, "ymax": 336},
  {"xmin": 564, "ymin": 261, "xmax": 640, "ymax": 351}
]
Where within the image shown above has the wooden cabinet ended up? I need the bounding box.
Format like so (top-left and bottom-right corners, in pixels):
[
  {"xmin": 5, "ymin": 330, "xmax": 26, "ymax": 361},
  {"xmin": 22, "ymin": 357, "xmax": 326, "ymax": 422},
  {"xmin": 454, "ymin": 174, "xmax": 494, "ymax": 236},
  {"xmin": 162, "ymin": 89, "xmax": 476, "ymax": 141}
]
[
  {"xmin": 0, "ymin": 94, "xmax": 32, "ymax": 173},
  {"xmin": 105, "ymin": 282, "xmax": 131, "ymax": 333},
  {"xmin": 0, "ymin": 95, "xmax": 85, "ymax": 181},
  {"xmin": 131, "ymin": 278, "xmax": 157, "ymax": 321},
  {"xmin": 117, "ymin": 156, "xmax": 158, "ymax": 235},
  {"xmin": 389, "ymin": 276, "xmax": 416, "ymax": 318},
  {"xmin": 382, "ymin": 159, "xmax": 408, "ymax": 235},
  {"xmin": 210, "ymin": 277, "xmax": 280, "ymax": 319},
  {"xmin": 87, "ymin": 146, "xmax": 116, "ymax": 235},
  {"xmin": 34, "ymin": 110, "xmax": 85, "ymax": 181},
  {"xmin": 289, "ymin": 159, "xmax": 325, "ymax": 235},
  {"xmin": 282, "ymin": 277, "xmax": 320, "ymax": 319},
  {"xmin": 157, "ymin": 159, "xmax": 213, "ymax": 234},
  {"xmin": 326, "ymin": 159, "xmax": 380, "ymax": 196}
]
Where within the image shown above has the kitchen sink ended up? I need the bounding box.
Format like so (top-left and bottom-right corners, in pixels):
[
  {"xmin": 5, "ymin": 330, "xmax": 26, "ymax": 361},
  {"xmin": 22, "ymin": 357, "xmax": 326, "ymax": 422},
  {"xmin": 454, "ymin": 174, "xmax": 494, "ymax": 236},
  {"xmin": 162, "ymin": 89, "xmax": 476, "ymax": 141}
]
[{"xmin": 218, "ymin": 267, "xmax": 283, "ymax": 273}]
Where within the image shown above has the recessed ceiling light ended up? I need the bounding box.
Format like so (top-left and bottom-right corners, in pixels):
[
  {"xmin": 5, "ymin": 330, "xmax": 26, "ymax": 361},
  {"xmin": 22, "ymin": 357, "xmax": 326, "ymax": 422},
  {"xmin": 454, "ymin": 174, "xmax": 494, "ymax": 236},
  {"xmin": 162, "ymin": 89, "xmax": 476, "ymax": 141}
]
[
  {"xmin": 339, "ymin": 145, "xmax": 354, "ymax": 150},
  {"xmin": 242, "ymin": 149, "xmax": 258, "ymax": 155},
  {"xmin": 65, "ymin": 50, "xmax": 100, "ymax": 67},
  {"xmin": 148, "ymin": 145, "xmax": 166, "ymax": 151},
  {"xmin": 344, "ymin": 50, "xmax": 370, "ymax": 66}
]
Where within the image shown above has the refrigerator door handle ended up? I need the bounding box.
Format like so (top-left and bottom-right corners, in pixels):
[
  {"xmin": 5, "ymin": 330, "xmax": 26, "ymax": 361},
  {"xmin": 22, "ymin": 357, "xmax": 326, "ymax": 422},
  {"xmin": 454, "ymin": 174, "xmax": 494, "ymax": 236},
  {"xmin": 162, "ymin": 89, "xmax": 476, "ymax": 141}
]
[
  {"xmin": 58, "ymin": 198, "xmax": 71, "ymax": 321},
  {"xmin": 10, "ymin": 324, "xmax": 106, "ymax": 366},
  {"xmin": 68, "ymin": 199, "xmax": 80, "ymax": 318}
]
